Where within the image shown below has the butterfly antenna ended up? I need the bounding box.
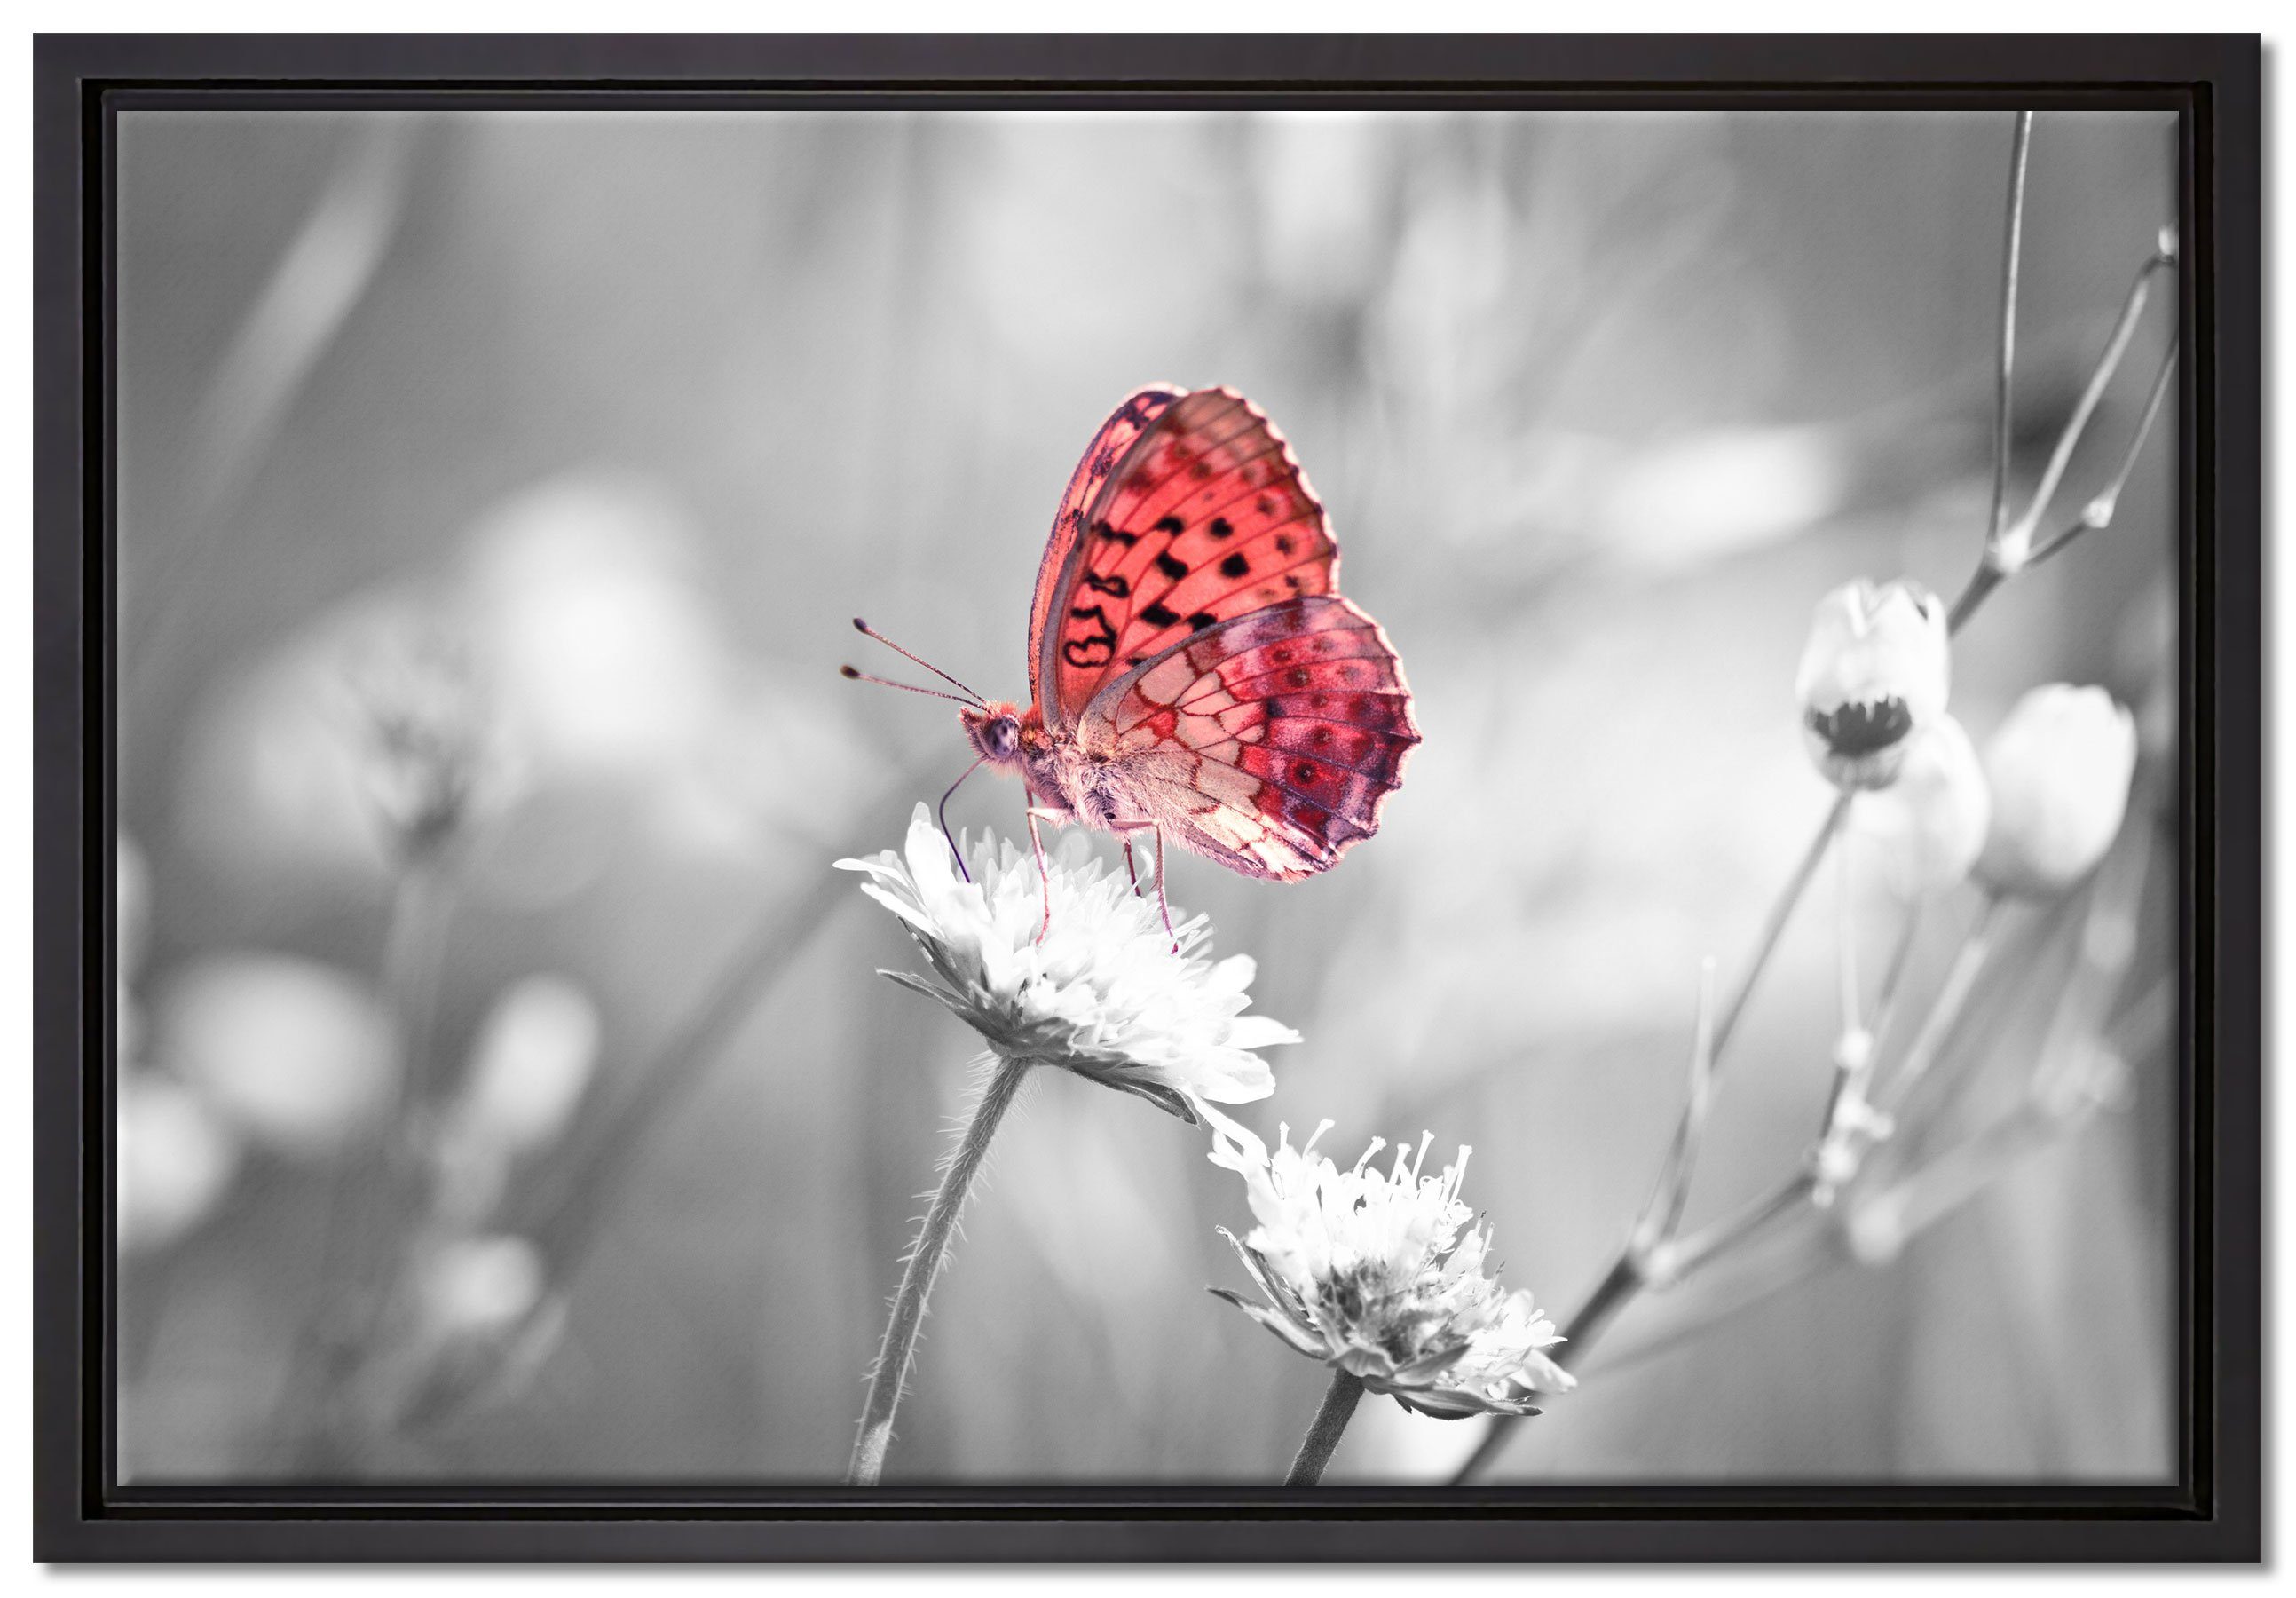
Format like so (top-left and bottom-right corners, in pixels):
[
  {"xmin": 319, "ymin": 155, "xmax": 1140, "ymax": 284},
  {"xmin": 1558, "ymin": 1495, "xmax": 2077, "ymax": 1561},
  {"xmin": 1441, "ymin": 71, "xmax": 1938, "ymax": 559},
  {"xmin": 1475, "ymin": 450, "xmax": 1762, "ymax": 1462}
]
[
  {"xmin": 852, "ymin": 618, "xmax": 984, "ymax": 705},
  {"xmin": 838, "ymin": 664, "xmax": 977, "ymax": 706},
  {"xmin": 937, "ymin": 756, "xmax": 986, "ymax": 882}
]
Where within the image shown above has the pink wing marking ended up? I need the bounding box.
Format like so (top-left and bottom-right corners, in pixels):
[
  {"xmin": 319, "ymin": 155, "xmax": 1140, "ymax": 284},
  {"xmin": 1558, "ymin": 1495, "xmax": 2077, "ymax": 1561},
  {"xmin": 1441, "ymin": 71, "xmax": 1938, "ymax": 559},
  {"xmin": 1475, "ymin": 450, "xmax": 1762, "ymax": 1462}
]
[
  {"xmin": 1077, "ymin": 595, "xmax": 1419, "ymax": 881},
  {"xmin": 1040, "ymin": 387, "xmax": 1338, "ymax": 730}
]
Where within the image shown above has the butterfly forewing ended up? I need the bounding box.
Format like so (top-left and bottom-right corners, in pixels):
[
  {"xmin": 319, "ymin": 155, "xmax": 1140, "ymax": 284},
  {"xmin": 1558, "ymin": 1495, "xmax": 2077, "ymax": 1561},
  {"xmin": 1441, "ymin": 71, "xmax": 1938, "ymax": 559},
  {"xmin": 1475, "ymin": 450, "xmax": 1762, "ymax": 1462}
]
[
  {"xmin": 1027, "ymin": 384, "xmax": 1183, "ymax": 713},
  {"xmin": 1040, "ymin": 387, "xmax": 1337, "ymax": 730}
]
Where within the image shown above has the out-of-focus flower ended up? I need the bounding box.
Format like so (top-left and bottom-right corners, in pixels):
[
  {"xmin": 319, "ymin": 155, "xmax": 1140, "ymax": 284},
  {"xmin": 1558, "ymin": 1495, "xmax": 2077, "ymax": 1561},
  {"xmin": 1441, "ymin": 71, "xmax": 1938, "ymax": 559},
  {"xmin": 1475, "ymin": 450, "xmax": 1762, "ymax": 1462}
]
[
  {"xmin": 117, "ymin": 835, "xmax": 153, "ymax": 1068},
  {"xmin": 1602, "ymin": 423, "xmax": 1850, "ymax": 574},
  {"xmin": 414, "ymin": 1233, "xmax": 548, "ymax": 1343},
  {"xmin": 177, "ymin": 590, "xmax": 517, "ymax": 894},
  {"xmin": 1850, "ymin": 716, "xmax": 1992, "ymax": 898},
  {"xmin": 351, "ymin": 625, "xmax": 498, "ymax": 861},
  {"xmin": 453, "ymin": 976, "xmax": 599, "ymax": 1158},
  {"xmin": 458, "ymin": 474, "xmax": 728, "ymax": 778},
  {"xmin": 117, "ymin": 835, "xmax": 152, "ymax": 985},
  {"xmin": 117, "ymin": 1071, "xmax": 241, "ymax": 1254},
  {"xmin": 1974, "ymin": 684, "xmax": 2140, "ymax": 898},
  {"xmin": 437, "ymin": 976, "xmax": 601, "ymax": 1223},
  {"xmin": 837, "ymin": 805, "xmax": 1295, "ymax": 1123},
  {"xmin": 1206, "ymin": 1118, "xmax": 1572, "ymax": 1419},
  {"xmin": 156, "ymin": 953, "xmax": 400, "ymax": 1159},
  {"xmin": 1795, "ymin": 578, "xmax": 1950, "ymax": 790},
  {"xmin": 1251, "ymin": 112, "xmax": 1394, "ymax": 307},
  {"xmin": 393, "ymin": 1231, "xmax": 570, "ymax": 1423}
]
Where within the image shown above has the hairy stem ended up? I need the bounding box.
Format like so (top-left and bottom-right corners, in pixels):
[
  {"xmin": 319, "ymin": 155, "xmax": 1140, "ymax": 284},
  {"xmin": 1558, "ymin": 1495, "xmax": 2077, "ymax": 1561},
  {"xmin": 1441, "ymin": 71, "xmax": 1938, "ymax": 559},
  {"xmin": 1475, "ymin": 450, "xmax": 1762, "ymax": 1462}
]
[
  {"xmin": 848, "ymin": 1056, "xmax": 1032, "ymax": 1485},
  {"xmin": 1286, "ymin": 1368, "xmax": 1368, "ymax": 1487}
]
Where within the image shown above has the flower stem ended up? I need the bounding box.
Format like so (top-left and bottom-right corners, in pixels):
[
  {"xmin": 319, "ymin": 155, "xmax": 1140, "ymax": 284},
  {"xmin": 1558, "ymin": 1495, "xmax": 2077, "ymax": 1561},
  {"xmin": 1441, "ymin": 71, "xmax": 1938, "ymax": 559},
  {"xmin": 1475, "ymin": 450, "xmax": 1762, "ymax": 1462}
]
[
  {"xmin": 1875, "ymin": 896, "xmax": 2007, "ymax": 1119},
  {"xmin": 1450, "ymin": 1252, "xmax": 1638, "ymax": 1485},
  {"xmin": 1949, "ymin": 109, "xmax": 2032, "ymax": 634},
  {"xmin": 1286, "ymin": 1368, "xmax": 1366, "ymax": 1486},
  {"xmin": 848, "ymin": 1055, "xmax": 1031, "ymax": 1485},
  {"xmin": 272, "ymin": 849, "xmax": 454, "ymax": 1469},
  {"xmin": 1713, "ymin": 789, "xmax": 1852, "ymax": 1069},
  {"xmin": 1452, "ymin": 791, "xmax": 1847, "ymax": 1489},
  {"xmin": 1994, "ymin": 251, "xmax": 2173, "ymax": 563},
  {"xmin": 2025, "ymin": 344, "xmax": 2179, "ymax": 570},
  {"xmin": 1985, "ymin": 111, "xmax": 2033, "ymax": 553}
]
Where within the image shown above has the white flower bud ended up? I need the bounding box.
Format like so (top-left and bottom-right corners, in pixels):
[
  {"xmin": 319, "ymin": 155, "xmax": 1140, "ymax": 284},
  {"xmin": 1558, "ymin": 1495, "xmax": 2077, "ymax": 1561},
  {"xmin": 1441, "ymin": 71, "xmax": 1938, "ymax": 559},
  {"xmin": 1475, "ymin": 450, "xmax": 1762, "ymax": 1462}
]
[
  {"xmin": 1973, "ymin": 684, "xmax": 2139, "ymax": 898},
  {"xmin": 1795, "ymin": 579, "xmax": 1950, "ymax": 789},
  {"xmin": 1850, "ymin": 716, "xmax": 1992, "ymax": 898}
]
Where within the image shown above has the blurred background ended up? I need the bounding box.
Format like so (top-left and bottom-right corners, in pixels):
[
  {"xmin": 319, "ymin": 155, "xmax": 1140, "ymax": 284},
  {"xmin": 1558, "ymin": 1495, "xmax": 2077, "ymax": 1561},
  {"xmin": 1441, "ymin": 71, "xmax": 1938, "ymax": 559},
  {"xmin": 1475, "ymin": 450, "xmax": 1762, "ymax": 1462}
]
[{"xmin": 114, "ymin": 107, "xmax": 2180, "ymax": 1483}]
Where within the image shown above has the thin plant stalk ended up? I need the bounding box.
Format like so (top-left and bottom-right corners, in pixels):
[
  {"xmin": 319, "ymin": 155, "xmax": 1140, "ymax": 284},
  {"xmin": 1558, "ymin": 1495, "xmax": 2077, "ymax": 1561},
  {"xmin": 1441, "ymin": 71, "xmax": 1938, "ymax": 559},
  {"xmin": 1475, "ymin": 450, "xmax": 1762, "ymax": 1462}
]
[
  {"xmin": 1461, "ymin": 112, "xmax": 2169, "ymax": 1484},
  {"xmin": 1666, "ymin": 1175, "xmax": 1816, "ymax": 1283},
  {"xmin": 1874, "ymin": 897, "xmax": 2008, "ymax": 1114},
  {"xmin": 1821, "ymin": 899, "xmax": 1922, "ymax": 1139},
  {"xmin": 1638, "ymin": 960, "xmax": 1721, "ymax": 1258},
  {"xmin": 1286, "ymin": 1369, "xmax": 1367, "ymax": 1487},
  {"xmin": 848, "ymin": 1056, "xmax": 1033, "ymax": 1486},
  {"xmin": 1835, "ymin": 827, "xmax": 1864, "ymax": 1039},
  {"xmin": 2026, "ymin": 347, "xmax": 2179, "ymax": 569},
  {"xmin": 1948, "ymin": 109, "xmax": 2035, "ymax": 633},
  {"xmin": 1994, "ymin": 252, "xmax": 2174, "ymax": 565},
  {"xmin": 1713, "ymin": 789, "xmax": 1853, "ymax": 1065},
  {"xmin": 1986, "ymin": 111, "xmax": 2034, "ymax": 549},
  {"xmin": 272, "ymin": 848, "xmax": 455, "ymax": 1468},
  {"xmin": 1452, "ymin": 788, "xmax": 1849, "ymax": 1490}
]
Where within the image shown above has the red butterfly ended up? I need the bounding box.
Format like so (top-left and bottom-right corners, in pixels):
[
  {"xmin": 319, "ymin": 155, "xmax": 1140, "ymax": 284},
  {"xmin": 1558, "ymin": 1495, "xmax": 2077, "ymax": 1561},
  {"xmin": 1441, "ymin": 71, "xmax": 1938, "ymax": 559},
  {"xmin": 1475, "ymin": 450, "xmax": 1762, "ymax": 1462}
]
[{"xmin": 848, "ymin": 384, "xmax": 1419, "ymax": 938}]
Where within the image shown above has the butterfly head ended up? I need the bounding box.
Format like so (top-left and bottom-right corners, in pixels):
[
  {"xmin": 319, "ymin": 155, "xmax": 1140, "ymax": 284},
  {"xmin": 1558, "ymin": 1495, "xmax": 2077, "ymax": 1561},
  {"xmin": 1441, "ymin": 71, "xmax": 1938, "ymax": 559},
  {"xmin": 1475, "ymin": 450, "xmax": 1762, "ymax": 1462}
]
[{"xmin": 959, "ymin": 700, "xmax": 1028, "ymax": 770}]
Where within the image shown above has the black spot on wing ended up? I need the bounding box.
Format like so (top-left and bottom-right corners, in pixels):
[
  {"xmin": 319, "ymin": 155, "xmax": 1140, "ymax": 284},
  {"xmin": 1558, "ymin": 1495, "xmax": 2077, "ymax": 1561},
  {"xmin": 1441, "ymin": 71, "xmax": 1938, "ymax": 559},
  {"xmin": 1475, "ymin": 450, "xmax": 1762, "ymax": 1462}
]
[
  {"xmin": 1062, "ymin": 604, "xmax": 1118, "ymax": 668},
  {"xmin": 1155, "ymin": 551, "xmax": 1189, "ymax": 581},
  {"xmin": 1219, "ymin": 552, "xmax": 1250, "ymax": 579},
  {"xmin": 1140, "ymin": 602, "xmax": 1180, "ymax": 629}
]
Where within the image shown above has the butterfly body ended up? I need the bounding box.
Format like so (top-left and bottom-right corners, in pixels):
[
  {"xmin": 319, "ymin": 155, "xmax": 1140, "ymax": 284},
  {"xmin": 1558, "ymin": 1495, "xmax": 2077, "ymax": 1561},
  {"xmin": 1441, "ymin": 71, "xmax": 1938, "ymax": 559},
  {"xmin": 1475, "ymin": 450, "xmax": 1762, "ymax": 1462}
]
[{"xmin": 956, "ymin": 384, "xmax": 1419, "ymax": 885}]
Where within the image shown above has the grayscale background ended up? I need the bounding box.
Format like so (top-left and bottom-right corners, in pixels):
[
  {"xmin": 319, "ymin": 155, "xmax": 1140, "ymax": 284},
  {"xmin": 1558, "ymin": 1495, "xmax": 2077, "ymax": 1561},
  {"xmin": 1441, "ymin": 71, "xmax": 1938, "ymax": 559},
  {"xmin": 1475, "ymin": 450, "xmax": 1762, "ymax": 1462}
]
[{"xmin": 114, "ymin": 107, "xmax": 2180, "ymax": 1483}]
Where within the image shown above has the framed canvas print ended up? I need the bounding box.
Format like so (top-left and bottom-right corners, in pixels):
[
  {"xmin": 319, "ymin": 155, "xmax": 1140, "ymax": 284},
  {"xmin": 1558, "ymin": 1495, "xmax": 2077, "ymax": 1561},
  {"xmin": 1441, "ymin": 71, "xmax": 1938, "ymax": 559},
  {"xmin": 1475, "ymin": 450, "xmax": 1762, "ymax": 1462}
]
[{"xmin": 33, "ymin": 33, "xmax": 2261, "ymax": 1563}]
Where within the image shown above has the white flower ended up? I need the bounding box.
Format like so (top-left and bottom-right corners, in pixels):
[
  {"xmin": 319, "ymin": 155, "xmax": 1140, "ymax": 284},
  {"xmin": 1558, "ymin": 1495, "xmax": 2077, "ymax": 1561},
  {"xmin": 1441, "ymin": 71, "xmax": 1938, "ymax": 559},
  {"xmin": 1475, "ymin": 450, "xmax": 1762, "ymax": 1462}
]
[
  {"xmin": 1795, "ymin": 578, "xmax": 1951, "ymax": 789},
  {"xmin": 1206, "ymin": 1116, "xmax": 1573, "ymax": 1418},
  {"xmin": 1851, "ymin": 716, "xmax": 1992, "ymax": 898},
  {"xmin": 837, "ymin": 805, "xmax": 1296, "ymax": 1122},
  {"xmin": 1974, "ymin": 684, "xmax": 2140, "ymax": 898},
  {"xmin": 117, "ymin": 1071, "xmax": 241, "ymax": 1254}
]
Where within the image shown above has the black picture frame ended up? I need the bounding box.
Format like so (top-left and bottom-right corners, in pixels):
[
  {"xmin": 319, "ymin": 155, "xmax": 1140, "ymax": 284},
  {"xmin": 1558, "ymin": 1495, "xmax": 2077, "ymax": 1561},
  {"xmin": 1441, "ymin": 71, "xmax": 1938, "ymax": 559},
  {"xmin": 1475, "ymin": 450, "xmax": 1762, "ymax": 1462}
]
[{"xmin": 33, "ymin": 32, "xmax": 2262, "ymax": 1563}]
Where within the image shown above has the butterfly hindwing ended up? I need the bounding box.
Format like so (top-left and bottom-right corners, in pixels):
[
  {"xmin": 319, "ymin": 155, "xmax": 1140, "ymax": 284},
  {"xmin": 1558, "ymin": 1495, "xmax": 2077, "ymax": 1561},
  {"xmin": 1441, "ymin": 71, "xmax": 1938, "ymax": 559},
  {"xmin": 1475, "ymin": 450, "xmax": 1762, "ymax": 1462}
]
[
  {"xmin": 1038, "ymin": 388, "xmax": 1338, "ymax": 731},
  {"xmin": 1079, "ymin": 596, "xmax": 1420, "ymax": 881}
]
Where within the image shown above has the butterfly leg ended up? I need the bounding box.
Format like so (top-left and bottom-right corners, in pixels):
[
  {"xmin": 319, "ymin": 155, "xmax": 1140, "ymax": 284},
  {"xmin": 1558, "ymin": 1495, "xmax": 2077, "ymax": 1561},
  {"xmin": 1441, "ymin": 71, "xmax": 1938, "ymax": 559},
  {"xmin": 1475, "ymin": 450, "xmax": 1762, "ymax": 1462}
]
[
  {"xmin": 1027, "ymin": 804, "xmax": 1053, "ymax": 945},
  {"xmin": 1123, "ymin": 839, "xmax": 1146, "ymax": 898},
  {"xmin": 1154, "ymin": 827, "xmax": 1178, "ymax": 953}
]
